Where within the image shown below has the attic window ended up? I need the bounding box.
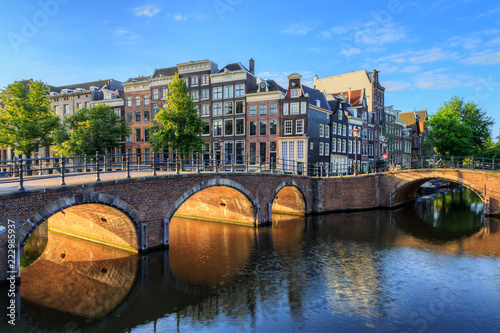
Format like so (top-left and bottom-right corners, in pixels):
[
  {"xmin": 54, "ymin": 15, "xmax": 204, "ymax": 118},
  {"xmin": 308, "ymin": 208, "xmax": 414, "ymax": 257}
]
[
  {"xmin": 315, "ymin": 100, "xmax": 321, "ymax": 107},
  {"xmin": 291, "ymin": 89, "xmax": 299, "ymax": 97}
]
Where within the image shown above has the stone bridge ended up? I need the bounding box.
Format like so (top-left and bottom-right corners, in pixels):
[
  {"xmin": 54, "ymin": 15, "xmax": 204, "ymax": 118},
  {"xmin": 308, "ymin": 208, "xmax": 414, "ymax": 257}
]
[{"xmin": 0, "ymin": 168, "xmax": 499, "ymax": 281}]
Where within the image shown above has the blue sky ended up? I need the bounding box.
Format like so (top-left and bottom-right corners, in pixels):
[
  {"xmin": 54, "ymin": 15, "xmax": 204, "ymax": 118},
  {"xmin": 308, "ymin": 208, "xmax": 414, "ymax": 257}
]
[{"xmin": 1, "ymin": 0, "xmax": 499, "ymax": 137}]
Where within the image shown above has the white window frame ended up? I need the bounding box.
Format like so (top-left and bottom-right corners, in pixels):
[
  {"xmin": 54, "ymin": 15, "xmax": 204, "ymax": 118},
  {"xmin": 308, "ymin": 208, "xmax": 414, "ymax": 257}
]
[
  {"xmin": 319, "ymin": 142, "xmax": 324, "ymax": 156},
  {"xmin": 213, "ymin": 87, "xmax": 222, "ymax": 100},
  {"xmin": 301, "ymin": 101, "xmax": 307, "ymax": 114},
  {"xmin": 283, "ymin": 103, "xmax": 289, "ymax": 115},
  {"xmin": 213, "ymin": 103, "xmax": 222, "ymax": 116},
  {"xmin": 290, "ymin": 103, "xmax": 299, "ymax": 114},
  {"xmin": 284, "ymin": 120, "xmax": 292, "ymax": 135},
  {"xmin": 296, "ymin": 119, "xmax": 304, "ymax": 134},
  {"xmin": 319, "ymin": 124, "xmax": 324, "ymax": 137},
  {"xmin": 235, "ymin": 84, "xmax": 245, "ymax": 97}
]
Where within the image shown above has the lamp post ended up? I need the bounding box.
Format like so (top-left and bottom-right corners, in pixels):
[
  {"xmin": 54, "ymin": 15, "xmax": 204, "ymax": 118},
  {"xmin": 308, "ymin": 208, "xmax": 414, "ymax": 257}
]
[{"xmin": 352, "ymin": 126, "xmax": 359, "ymax": 176}]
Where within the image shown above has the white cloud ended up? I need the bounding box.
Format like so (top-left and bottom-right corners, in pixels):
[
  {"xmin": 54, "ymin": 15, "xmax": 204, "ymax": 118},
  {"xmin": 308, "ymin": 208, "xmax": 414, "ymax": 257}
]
[
  {"xmin": 114, "ymin": 29, "xmax": 140, "ymax": 44},
  {"xmin": 282, "ymin": 22, "xmax": 317, "ymax": 36},
  {"xmin": 173, "ymin": 14, "xmax": 187, "ymax": 21},
  {"xmin": 462, "ymin": 51, "xmax": 500, "ymax": 65},
  {"xmin": 353, "ymin": 22, "xmax": 407, "ymax": 45},
  {"xmin": 376, "ymin": 48, "xmax": 455, "ymax": 64},
  {"xmin": 132, "ymin": 4, "xmax": 160, "ymax": 17},
  {"xmin": 340, "ymin": 47, "xmax": 361, "ymax": 57},
  {"xmin": 383, "ymin": 80, "xmax": 412, "ymax": 91},
  {"xmin": 477, "ymin": 6, "xmax": 500, "ymax": 18},
  {"xmin": 414, "ymin": 71, "xmax": 479, "ymax": 89},
  {"xmin": 400, "ymin": 65, "xmax": 421, "ymax": 73}
]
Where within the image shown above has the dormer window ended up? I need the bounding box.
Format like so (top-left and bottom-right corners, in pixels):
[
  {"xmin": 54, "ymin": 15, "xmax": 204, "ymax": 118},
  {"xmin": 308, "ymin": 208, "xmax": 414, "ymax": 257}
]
[
  {"xmin": 291, "ymin": 89, "xmax": 299, "ymax": 97},
  {"xmin": 315, "ymin": 100, "xmax": 320, "ymax": 107}
]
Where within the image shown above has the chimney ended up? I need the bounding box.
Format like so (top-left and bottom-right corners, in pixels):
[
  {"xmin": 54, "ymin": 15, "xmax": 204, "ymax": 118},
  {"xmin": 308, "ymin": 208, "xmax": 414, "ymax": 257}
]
[{"xmin": 249, "ymin": 58, "xmax": 255, "ymax": 74}]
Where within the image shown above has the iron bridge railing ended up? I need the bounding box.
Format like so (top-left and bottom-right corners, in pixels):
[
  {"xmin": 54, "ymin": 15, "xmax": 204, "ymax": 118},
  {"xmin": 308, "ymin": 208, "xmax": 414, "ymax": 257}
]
[{"xmin": 0, "ymin": 153, "xmax": 497, "ymax": 191}]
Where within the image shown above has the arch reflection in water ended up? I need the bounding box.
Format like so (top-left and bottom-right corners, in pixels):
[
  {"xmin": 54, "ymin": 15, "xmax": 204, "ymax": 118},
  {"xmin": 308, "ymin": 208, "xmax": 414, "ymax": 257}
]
[
  {"xmin": 21, "ymin": 231, "xmax": 138, "ymax": 326},
  {"xmin": 169, "ymin": 216, "xmax": 255, "ymax": 286}
]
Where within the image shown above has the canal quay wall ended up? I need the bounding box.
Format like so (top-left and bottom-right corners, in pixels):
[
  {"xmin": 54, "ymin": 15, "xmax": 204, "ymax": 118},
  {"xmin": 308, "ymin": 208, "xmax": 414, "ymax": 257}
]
[{"xmin": 1, "ymin": 169, "xmax": 499, "ymax": 281}]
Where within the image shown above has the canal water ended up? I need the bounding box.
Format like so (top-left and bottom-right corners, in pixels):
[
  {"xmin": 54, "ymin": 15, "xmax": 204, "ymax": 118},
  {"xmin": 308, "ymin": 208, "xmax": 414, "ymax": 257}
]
[{"xmin": 3, "ymin": 187, "xmax": 500, "ymax": 332}]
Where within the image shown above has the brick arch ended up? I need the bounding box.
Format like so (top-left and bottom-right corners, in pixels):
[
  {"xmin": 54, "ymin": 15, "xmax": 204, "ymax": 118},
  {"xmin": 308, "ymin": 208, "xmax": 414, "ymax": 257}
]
[
  {"xmin": 269, "ymin": 180, "xmax": 308, "ymax": 216},
  {"xmin": 20, "ymin": 191, "xmax": 142, "ymax": 251},
  {"xmin": 165, "ymin": 177, "xmax": 257, "ymax": 224},
  {"xmin": 389, "ymin": 173, "xmax": 485, "ymax": 207}
]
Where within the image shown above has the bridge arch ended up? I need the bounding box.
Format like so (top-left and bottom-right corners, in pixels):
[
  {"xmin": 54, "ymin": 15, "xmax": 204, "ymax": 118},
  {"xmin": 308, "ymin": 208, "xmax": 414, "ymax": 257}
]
[
  {"xmin": 20, "ymin": 191, "xmax": 142, "ymax": 252},
  {"xmin": 389, "ymin": 173, "xmax": 485, "ymax": 207},
  {"xmin": 165, "ymin": 178, "xmax": 257, "ymax": 225},
  {"xmin": 269, "ymin": 180, "xmax": 308, "ymax": 216}
]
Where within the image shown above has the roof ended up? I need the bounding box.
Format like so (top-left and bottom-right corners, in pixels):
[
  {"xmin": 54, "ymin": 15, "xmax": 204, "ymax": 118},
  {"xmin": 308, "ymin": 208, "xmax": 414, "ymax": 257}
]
[
  {"xmin": 125, "ymin": 75, "xmax": 151, "ymax": 83},
  {"xmin": 216, "ymin": 62, "xmax": 249, "ymax": 73},
  {"xmin": 249, "ymin": 79, "xmax": 286, "ymax": 94},
  {"xmin": 399, "ymin": 110, "xmax": 428, "ymax": 133},
  {"xmin": 302, "ymin": 85, "xmax": 330, "ymax": 110},
  {"xmin": 50, "ymin": 79, "xmax": 121, "ymax": 93},
  {"xmin": 152, "ymin": 67, "xmax": 177, "ymax": 78}
]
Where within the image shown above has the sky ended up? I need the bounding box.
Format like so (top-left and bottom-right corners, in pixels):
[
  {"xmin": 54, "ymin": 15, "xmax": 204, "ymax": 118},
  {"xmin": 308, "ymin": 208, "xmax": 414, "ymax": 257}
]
[{"xmin": 1, "ymin": 0, "xmax": 499, "ymax": 137}]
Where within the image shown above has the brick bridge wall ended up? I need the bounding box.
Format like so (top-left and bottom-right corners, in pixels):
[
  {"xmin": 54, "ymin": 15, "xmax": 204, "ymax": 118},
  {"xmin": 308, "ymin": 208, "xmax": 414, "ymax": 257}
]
[{"xmin": 1, "ymin": 169, "xmax": 498, "ymax": 280}]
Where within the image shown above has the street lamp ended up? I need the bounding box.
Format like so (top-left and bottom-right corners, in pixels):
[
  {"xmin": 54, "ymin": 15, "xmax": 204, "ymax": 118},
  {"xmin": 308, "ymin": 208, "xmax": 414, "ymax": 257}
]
[{"xmin": 352, "ymin": 126, "xmax": 359, "ymax": 176}]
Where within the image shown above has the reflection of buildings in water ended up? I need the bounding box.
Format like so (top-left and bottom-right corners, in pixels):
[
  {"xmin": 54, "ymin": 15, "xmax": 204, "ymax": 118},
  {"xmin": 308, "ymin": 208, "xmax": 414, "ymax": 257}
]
[
  {"xmin": 169, "ymin": 216, "xmax": 254, "ymax": 286},
  {"xmin": 21, "ymin": 231, "xmax": 138, "ymax": 320},
  {"xmin": 310, "ymin": 213, "xmax": 387, "ymax": 320}
]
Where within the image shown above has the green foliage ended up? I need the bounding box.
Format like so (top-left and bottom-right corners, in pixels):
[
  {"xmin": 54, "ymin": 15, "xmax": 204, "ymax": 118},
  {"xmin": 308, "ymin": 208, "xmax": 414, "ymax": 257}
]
[
  {"xmin": 425, "ymin": 96, "xmax": 494, "ymax": 156},
  {"xmin": 149, "ymin": 73, "xmax": 204, "ymax": 152},
  {"xmin": 0, "ymin": 80, "xmax": 60, "ymax": 156},
  {"xmin": 53, "ymin": 104, "xmax": 131, "ymax": 156}
]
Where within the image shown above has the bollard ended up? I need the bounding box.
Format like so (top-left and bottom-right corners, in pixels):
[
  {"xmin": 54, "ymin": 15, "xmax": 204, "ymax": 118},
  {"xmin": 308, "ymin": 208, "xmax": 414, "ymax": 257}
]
[
  {"xmin": 95, "ymin": 151, "xmax": 101, "ymax": 182},
  {"xmin": 60, "ymin": 157, "xmax": 66, "ymax": 186}
]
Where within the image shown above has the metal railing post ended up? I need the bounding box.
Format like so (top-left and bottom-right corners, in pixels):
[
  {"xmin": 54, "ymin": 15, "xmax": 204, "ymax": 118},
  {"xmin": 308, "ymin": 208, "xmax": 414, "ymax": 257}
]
[
  {"xmin": 126, "ymin": 151, "xmax": 131, "ymax": 178},
  {"xmin": 95, "ymin": 151, "xmax": 101, "ymax": 182},
  {"xmin": 152, "ymin": 152, "xmax": 157, "ymax": 176},
  {"xmin": 18, "ymin": 158, "xmax": 24, "ymax": 191},
  {"xmin": 60, "ymin": 157, "xmax": 66, "ymax": 186}
]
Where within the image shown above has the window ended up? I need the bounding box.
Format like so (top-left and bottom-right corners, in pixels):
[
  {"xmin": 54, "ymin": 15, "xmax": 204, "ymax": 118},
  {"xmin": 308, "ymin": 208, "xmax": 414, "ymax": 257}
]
[
  {"xmin": 332, "ymin": 123, "xmax": 337, "ymax": 135},
  {"xmin": 213, "ymin": 87, "xmax": 222, "ymax": 99},
  {"xmin": 249, "ymin": 105, "xmax": 257, "ymax": 116},
  {"xmin": 285, "ymin": 120, "xmax": 292, "ymax": 135},
  {"xmin": 63, "ymin": 104, "xmax": 69, "ymax": 115},
  {"xmin": 201, "ymin": 104, "xmax": 210, "ymax": 117},
  {"xmin": 235, "ymin": 84, "xmax": 245, "ymax": 97},
  {"xmin": 270, "ymin": 103, "xmax": 277, "ymax": 114},
  {"xmin": 152, "ymin": 104, "xmax": 159, "ymax": 118},
  {"xmin": 144, "ymin": 129, "xmax": 150, "ymax": 142},
  {"xmin": 343, "ymin": 125, "xmax": 347, "ymax": 136},
  {"xmin": 259, "ymin": 104, "xmax": 267, "ymax": 115},
  {"xmin": 338, "ymin": 110, "xmax": 342, "ymax": 120},
  {"xmin": 297, "ymin": 141, "xmax": 304, "ymax": 160},
  {"xmin": 161, "ymin": 87, "xmax": 168, "ymax": 99},
  {"xmin": 301, "ymin": 102, "xmax": 307, "ymax": 114},
  {"xmin": 250, "ymin": 142, "xmax": 256, "ymax": 164},
  {"xmin": 213, "ymin": 120, "xmax": 222, "ymax": 136},
  {"xmin": 143, "ymin": 95, "xmax": 149, "ymax": 106},
  {"xmin": 143, "ymin": 110, "xmax": 149, "ymax": 122},
  {"xmin": 290, "ymin": 103, "xmax": 299, "ymax": 114},
  {"xmin": 201, "ymin": 89, "xmax": 209, "ymax": 100},
  {"xmin": 325, "ymin": 143, "xmax": 329, "ymax": 155},
  {"xmin": 224, "ymin": 102, "xmax": 233, "ymax": 115},
  {"xmin": 296, "ymin": 119, "xmax": 304, "ymax": 134},
  {"xmin": 135, "ymin": 128, "xmax": 141, "ymax": 141},
  {"xmin": 225, "ymin": 119, "xmax": 233, "ymax": 135},
  {"xmin": 135, "ymin": 111, "xmax": 141, "ymax": 122},
  {"xmin": 191, "ymin": 90, "xmax": 199, "ymax": 101},
  {"xmin": 236, "ymin": 118, "xmax": 244, "ymax": 135},
  {"xmin": 54, "ymin": 105, "xmax": 60, "ymax": 115},
  {"xmin": 249, "ymin": 121, "xmax": 256, "ymax": 136},
  {"xmin": 320, "ymin": 142, "xmax": 324, "ymax": 156},
  {"xmin": 191, "ymin": 76, "xmax": 199, "ymax": 86},
  {"xmin": 114, "ymin": 108, "xmax": 121, "ymax": 117},
  {"xmin": 126, "ymin": 97, "xmax": 132, "ymax": 107},
  {"xmin": 235, "ymin": 141, "xmax": 244, "ymax": 164},
  {"xmin": 76, "ymin": 102, "xmax": 82, "ymax": 110},
  {"xmin": 224, "ymin": 142, "xmax": 233, "ymax": 164},
  {"xmin": 202, "ymin": 121, "xmax": 210, "ymax": 135},
  {"xmin": 349, "ymin": 140, "xmax": 352, "ymax": 154},
  {"xmin": 213, "ymin": 103, "xmax": 222, "ymax": 116},
  {"xmin": 201, "ymin": 75, "xmax": 209, "ymax": 85},
  {"xmin": 224, "ymin": 85, "xmax": 233, "ymax": 98},
  {"xmin": 349, "ymin": 125, "xmax": 353, "ymax": 136},
  {"xmin": 319, "ymin": 124, "xmax": 324, "ymax": 137},
  {"xmin": 291, "ymin": 89, "xmax": 299, "ymax": 97},
  {"xmin": 235, "ymin": 101, "xmax": 244, "ymax": 114},
  {"xmin": 310, "ymin": 142, "xmax": 314, "ymax": 150},
  {"xmin": 135, "ymin": 95, "xmax": 140, "ymax": 106},
  {"xmin": 259, "ymin": 121, "xmax": 267, "ymax": 135},
  {"xmin": 325, "ymin": 125, "xmax": 330, "ymax": 138},
  {"xmin": 269, "ymin": 120, "xmax": 277, "ymax": 135},
  {"xmin": 332, "ymin": 138, "xmax": 336, "ymax": 152},
  {"xmin": 283, "ymin": 103, "xmax": 289, "ymax": 115},
  {"xmin": 342, "ymin": 140, "xmax": 346, "ymax": 153},
  {"xmin": 126, "ymin": 112, "xmax": 132, "ymax": 122},
  {"xmin": 152, "ymin": 89, "xmax": 159, "ymax": 100},
  {"xmin": 337, "ymin": 139, "xmax": 341, "ymax": 152},
  {"xmin": 260, "ymin": 142, "xmax": 266, "ymax": 163}
]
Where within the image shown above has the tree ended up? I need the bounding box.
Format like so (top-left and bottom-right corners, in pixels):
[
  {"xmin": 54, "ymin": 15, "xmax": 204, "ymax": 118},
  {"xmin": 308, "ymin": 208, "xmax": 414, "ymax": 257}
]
[
  {"xmin": 425, "ymin": 96, "xmax": 494, "ymax": 156},
  {"xmin": 148, "ymin": 73, "xmax": 204, "ymax": 153},
  {"xmin": 0, "ymin": 80, "xmax": 60, "ymax": 157},
  {"xmin": 53, "ymin": 104, "xmax": 131, "ymax": 156}
]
